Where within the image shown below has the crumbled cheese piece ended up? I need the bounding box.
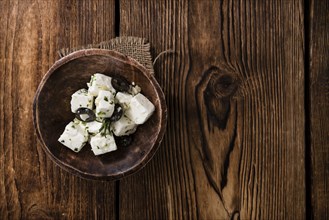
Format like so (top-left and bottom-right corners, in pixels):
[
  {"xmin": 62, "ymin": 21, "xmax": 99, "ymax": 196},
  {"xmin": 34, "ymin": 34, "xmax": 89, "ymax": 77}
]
[
  {"xmin": 58, "ymin": 121, "xmax": 88, "ymax": 152},
  {"xmin": 125, "ymin": 93, "xmax": 155, "ymax": 124},
  {"xmin": 88, "ymin": 73, "xmax": 116, "ymax": 96},
  {"xmin": 81, "ymin": 120, "xmax": 103, "ymax": 134},
  {"xmin": 79, "ymin": 114, "xmax": 89, "ymax": 121},
  {"xmin": 129, "ymin": 84, "xmax": 141, "ymax": 95},
  {"xmin": 70, "ymin": 89, "xmax": 94, "ymax": 113},
  {"xmin": 111, "ymin": 115, "xmax": 137, "ymax": 136},
  {"xmin": 89, "ymin": 132, "xmax": 117, "ymax": 155},
  {"xmin": 95, "ymin": 90, "xmax": 115, "ymax": 118},
  {"xmin": 115, "ymin": 92, "xmax": 133, "ymax": 109}
]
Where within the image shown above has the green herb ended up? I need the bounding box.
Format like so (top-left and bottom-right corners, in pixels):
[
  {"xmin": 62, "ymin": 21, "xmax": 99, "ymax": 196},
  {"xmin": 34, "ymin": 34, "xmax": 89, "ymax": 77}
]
[
  {"xmin": 99, "ymin": 118, "xmax": 111, "ymax": 137},
  {"xmin": 110, "ymin": 101, "xmax": 114, "ymax": 104},
  {"xmin": 104, "ymin": 97, "xmax": 109, "ymax": 102},
  {"xmin": 61, "ymin": 140, "xmax": 65, "ymax": 143},
  {"xmin": 98, "ymin": 111, "xmax": 106, "ymax": 115},
  {"xmin": 71, "ymin": 124, "xmax": 75, "ymax": 128},
  {"xmin": 74, "ymin": 148, "xmax": 78, "ymax": 152}
]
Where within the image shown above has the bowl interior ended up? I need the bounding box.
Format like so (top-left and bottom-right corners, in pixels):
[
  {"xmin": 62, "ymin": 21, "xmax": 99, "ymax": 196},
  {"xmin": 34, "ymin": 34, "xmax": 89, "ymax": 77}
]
[{"xmin": 34, "ymin": 50, "xmax": 165, "ymax": 180}]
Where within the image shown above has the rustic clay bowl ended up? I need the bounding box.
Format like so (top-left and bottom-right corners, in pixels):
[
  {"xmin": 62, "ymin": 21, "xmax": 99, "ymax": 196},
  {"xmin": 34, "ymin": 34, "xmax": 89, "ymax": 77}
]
[{"xmin": 33, "ymin": 49, "xmax": 167, "ymax": 180}]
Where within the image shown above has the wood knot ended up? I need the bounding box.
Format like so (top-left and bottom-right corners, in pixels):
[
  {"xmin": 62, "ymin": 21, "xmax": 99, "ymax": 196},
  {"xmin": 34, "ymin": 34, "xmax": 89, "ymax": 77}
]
[
  {"xmin": 207, "ymin": 70, "xmax": 239, "ymax": 99},
  {"xmin": 198, "ymin": 66, "xmax": 239, "ymax": 129}
]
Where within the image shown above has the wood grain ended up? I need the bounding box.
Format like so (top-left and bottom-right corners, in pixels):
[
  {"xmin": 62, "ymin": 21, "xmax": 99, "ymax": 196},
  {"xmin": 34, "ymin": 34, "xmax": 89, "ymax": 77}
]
[
  {"xmin": 119, "ymin": 0, "xmax": 306, "ymax": 219},
  {"xmin": 1, "ymin": 0, "xmax": 328, "ymax": 219},
  {"xmin": 309, "ymin": 0, "xmax": 329, "ymax": 219},
  {"xmin": 120, "ymin": 1, "xmax": 197, "ymax": 219},
  {"xmin": 0, "ymin": 0, "xmax": 117, "ymax": 218}
]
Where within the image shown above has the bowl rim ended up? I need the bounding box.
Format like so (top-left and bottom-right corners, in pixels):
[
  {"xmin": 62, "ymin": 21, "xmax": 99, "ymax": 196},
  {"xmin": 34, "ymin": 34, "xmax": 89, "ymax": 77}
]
[{"xmin": 33, "ymin": 49, "xmax": 167, "ymax": 180}]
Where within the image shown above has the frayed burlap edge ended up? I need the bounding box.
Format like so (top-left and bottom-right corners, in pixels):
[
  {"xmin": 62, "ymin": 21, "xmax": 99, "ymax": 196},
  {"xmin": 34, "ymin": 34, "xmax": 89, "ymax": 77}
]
[{"xmin": 58, "ymin": 36, "xmax": 154, "ymax": 75}]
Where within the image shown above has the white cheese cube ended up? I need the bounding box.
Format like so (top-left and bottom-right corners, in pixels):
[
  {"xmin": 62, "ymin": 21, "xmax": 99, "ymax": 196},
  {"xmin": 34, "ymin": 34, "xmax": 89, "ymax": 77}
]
[
  {"xmin": 88, "ymin": 73, "xmax": 116, "ymax": 96},
  {"xmin": 115, "ymin": 92, "xmax": 133, "ymax": 109},
  {"xmin": 95, "ymin": 90, "xmax": 114, "ymax": 105},
  {"xmin": 111, "ymin": 115, "xmax": 137, "ymax": 136},
  {"xmin": 90, "ymin": 133, "xmax": 117, "ymax": 155},
  {"xmin": 85, "ymin": 121, "xmax": 103, "ymax": 134},
  {"xmin": 58, "ymin": 121, "xmax": 88, "ymax": 152},
  {"xmin": 95, "ymin": 90, "xmax": 115, "ymax": 118},
  {"xmin": 96, "ymin": 100, "xmax": 114, "ymax": 118},
  {"xmin": 70, "ymin": 89, "xmax": 94, "ymax": 113},
  {"xmin": 125, "ymin": 93, "xmax": 155, "ymax": 124}
]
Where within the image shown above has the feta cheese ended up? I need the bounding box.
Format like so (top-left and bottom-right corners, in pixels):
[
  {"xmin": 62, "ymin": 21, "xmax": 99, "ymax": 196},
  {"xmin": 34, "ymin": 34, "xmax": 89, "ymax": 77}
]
[
  {"xmin": 89, "ymin": 132, "xmax": 117, "ymax": 155},
  {"xmin": 88, "ymin": 73, "xmax": 116, "ymax": 96},
  {"xmin": 85, "ymin": 120, "xmax": 103, "ymax": 134},
  {"xmin": 111, "ymin": 115, "xmax": 137, "ymax": 136},
  {"xmin": 60, "ymin": 73, "xmax": 156, "ymax": 155},
  {"xmin": 79, "ymin": 114, "xmax": 89, "ymax": 121},
  {"xmin": 95, "ymin": 90, "xmax": 114, "ymax": 105},
  {"xmin": 129, "ymin": 84, "xmax": 141, "ymax": 95},
  {"xmin": 95, "ymin": 90, "xmax": 115, "ymax": 118},
  {"xmin": 58, "ymin": 121, "xmax": 88, "ymax": 152},
  {"xmin": 125, "ymin": 93, "xmax": 155, "ymax": 124},
  {"xmin": 115, "ymin": 92, "xmax": 133, "ymax": 109},
  {"xmin": 70, "ymin": 89, "xmax": 94, "ymax": 113}
]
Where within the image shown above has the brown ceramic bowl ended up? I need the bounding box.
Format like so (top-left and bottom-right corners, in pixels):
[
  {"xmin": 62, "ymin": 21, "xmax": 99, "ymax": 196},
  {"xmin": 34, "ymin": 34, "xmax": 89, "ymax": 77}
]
[{"xmin": 33, "ymin": 49, "xmax": 167, "ymax": 180}]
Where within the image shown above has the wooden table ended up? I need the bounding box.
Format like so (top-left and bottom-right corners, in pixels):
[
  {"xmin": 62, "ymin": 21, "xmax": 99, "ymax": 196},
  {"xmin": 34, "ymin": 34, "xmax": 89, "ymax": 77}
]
[{"xmin": 1, "ymin": 0, "xmax": 328, "ymax": 219}]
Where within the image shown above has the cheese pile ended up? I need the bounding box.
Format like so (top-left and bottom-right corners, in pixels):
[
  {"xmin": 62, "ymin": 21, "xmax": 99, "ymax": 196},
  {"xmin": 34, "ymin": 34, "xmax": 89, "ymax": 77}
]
[{"xmin": 58, "ymin": 73, "xmax": 155, "ymax": 155}]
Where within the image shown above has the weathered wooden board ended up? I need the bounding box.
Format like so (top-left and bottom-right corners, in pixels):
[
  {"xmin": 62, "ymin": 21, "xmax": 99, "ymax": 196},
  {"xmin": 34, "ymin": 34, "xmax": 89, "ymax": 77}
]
[
  {"xmin": 308, "ymin": 0, "xmax": 329, "ymax": 219},
  {"xmin": 119, "ymin": 0, "xmax": 305, "ymax": 219},
  {"xmin": 1, "ymin": 0, "xmax": 328, "ymax": 219},
  {"xmin": 0, "ymin": 0, "xmax": 117, "ymax": 218}
]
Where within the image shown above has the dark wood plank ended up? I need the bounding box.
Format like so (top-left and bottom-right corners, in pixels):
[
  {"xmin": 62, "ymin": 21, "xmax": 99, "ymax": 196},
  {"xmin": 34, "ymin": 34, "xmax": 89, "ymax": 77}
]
[
  {"xmin": 119, "ymin": 1, "xmax": 197, "ymax": 219},
  {"xmin": 119, "ymin": 0, "xmax": 305, "ymax": 219},
  {"xmin": 309, "ymin": 0, "xmax": 329, "ymax": 219},
  {"xmin": 0, "ymin": 0, "xmax": 117, "ymax": 218}
]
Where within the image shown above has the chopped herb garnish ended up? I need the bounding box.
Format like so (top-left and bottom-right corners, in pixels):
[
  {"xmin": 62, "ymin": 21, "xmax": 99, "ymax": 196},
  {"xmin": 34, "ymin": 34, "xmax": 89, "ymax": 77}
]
[
  {"xmin": 104, "ymin": 97, "xmax": 109, "ymax": 102},
  {"xmin": 61, "ymin": 140, "xmax": 65, "ymax": 143},
  {"xmin": 99, "ymin": 118, "xmax": 111, "ymax": 137},
  {"xmin": 74, "ymin": 148, "xmax": 78, "ymax": 152}
]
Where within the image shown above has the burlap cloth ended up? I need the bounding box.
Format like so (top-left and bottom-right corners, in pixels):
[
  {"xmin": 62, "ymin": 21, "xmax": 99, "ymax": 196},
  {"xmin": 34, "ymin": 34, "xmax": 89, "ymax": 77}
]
[{"xmin": 58, "ymin": 36, "xmax": 155, "ymax": 75}]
